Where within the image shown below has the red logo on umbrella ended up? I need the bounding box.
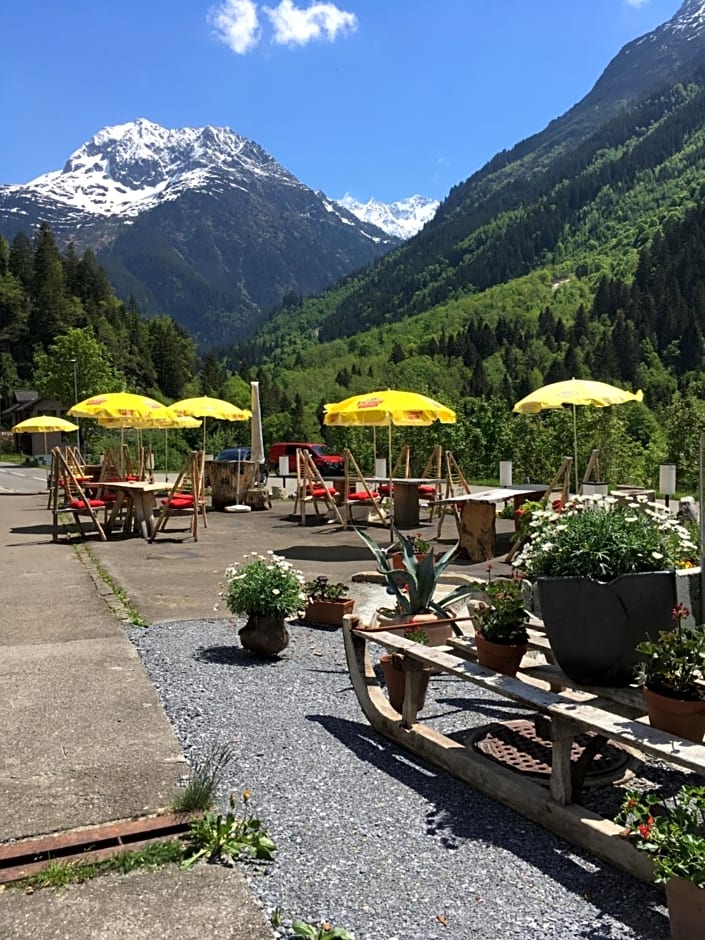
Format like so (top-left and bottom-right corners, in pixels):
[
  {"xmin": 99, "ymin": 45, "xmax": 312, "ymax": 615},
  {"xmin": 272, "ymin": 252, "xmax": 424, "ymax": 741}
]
[{"xmin": 357, "ymin": 397, "xmax": 384, "ymax": 409}]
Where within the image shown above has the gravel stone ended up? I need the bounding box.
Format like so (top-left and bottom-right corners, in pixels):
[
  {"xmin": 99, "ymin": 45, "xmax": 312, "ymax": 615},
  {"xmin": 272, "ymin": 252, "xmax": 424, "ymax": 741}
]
[{"xmin": 129, "ymin": 617, "xmax": 671, "ymax": 940}]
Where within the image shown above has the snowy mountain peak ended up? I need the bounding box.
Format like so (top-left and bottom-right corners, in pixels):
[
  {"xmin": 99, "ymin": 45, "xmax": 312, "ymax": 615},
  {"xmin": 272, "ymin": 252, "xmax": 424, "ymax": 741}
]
[
  {"xmin": 5, "ymin": 118, "xmax": 298, "ymax": 219},
  {"xmin": 336, "ymin": 193, "xmax": 439, "ymax": 240}
]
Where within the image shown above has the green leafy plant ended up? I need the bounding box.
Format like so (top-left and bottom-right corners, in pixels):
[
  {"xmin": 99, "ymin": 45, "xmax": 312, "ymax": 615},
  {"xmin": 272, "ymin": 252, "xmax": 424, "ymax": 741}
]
[
  {"xmin": 181, "ymin": 790, "xmax": 276, "ymax": 869},
  {"xmin": 403, "ymin": 626, "xmax": 429, "ymax": 644},
  {"xmin": 172, "ymin": 742, "xmax": 236, "ymax": 813},
  {"xmin": 637, "ymin": 603, "xmax": 705, "ymax": 699},
  {"xmin": 354, "ymin": 526, "xmax": 475, "ymax": 618},
  {"xmin": 387, "ymin": 532, "xmax": 430, "ymax": 554},
  {"xmin": 474, "ymin": 576, "xmax": 530, "ymax": 645},
  {"xmin": 304, "ymin": 576, "xmax": 351, "ymax": 602},
  {"xmin": 616, "ymin": 785, "xmax": 705, "ymax": 886},
  {"xmin": 513, "ymin": 494, "xmax": 697, "ymax": 582},
  {"xmin": 220, "ymin": 551, "xmax": 306, "ymax": 619},
  {"xmin": 292, "ymin": 920, "xmax": 355, "ymax": 939}
]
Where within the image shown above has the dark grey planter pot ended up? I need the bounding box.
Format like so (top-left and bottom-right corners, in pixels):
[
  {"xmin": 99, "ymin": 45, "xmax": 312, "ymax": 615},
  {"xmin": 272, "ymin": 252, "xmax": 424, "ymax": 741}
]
[{"xmin": 536, "ymin": 571, "xmax": 677, "ymax": 686}]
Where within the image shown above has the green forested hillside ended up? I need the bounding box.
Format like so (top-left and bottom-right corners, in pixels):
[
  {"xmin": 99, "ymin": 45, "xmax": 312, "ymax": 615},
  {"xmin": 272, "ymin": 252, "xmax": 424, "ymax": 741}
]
[
  {"xmin": 0, "ymin": 223, "xmax": 197, "ymax": 407},
  {"xmin": 227, "ymin": 66, "xmax": 705, "ymax": 492}
]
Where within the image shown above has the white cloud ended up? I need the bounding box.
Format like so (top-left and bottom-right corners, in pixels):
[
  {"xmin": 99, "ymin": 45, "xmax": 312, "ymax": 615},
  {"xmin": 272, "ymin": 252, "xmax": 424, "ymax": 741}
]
[
  {"xmin": 208, "ymin": 0, "xmax": 262, "ymax": 54},
  {"xmin": 625, "ymin": 0, "xmax": 650, "ymax": 7},
  {"xmin": 263, "ymin": 0, "xmax": 357, "ymax": 46}
]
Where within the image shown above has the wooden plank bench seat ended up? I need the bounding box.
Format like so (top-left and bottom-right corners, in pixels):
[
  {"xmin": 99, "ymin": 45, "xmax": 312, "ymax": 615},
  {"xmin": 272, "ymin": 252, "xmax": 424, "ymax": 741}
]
[{"xmin": 343, "ymin": 618, "xmax": 705, "ymax": 886}]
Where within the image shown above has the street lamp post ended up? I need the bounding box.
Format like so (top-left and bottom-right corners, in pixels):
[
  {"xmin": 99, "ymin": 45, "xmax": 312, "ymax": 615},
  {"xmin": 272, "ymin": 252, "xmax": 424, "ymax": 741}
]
[{"xmin": 70, "ymin": 357, "xmax": 80, "ymax": 453}]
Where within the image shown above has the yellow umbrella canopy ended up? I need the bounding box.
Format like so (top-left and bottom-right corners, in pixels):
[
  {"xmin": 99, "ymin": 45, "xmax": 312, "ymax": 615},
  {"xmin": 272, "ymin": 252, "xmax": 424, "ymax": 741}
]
[
  {"xmin": 12, "ymin": 415, "xmax": 79, "ymax": 454},
  {"xmin": 170, "ymin": 396, "xmax": 252, "ymax": 452},
  {"xmin": 324, "ymin": 389, "xmax": 456, "ymax": 537},
  {"xmin": 69, "ymin": 392, "xmax": 176, "ymax": 422},
  {"xmin": 513, "ymin": 378, "xmax": 644, "ymax": 491},
  {"xmin": 12, "ymin": 415, "xmax": 78, "ymax": 434},
  {"xmin": 324, "ymin": 389, "xmax": 456, "ymax": 428}
]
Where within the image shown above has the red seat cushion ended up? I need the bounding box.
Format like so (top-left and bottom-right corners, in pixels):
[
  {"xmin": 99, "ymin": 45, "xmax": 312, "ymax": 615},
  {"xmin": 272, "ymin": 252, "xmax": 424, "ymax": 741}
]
[
  {"xmin": 162, "ymin": 495, "xmax": 194, "ymax": 509},
  {"xmin": 378, "ymin": 483, "xmax": 392, "ymax": 495},
  {"xmin": 310, "ymin": 487, "xmax": 336, "ymax": 499},
  {"xmin": 68, "ymin": 499, "xmax": 106, "ymax": 510},
  {"xmin": 418, "ymin": 484, "xmax": 436, "ymax": 496},
  {"xmin": 348, "ymin": 490, "xmax": 378, "ymax": 502}
]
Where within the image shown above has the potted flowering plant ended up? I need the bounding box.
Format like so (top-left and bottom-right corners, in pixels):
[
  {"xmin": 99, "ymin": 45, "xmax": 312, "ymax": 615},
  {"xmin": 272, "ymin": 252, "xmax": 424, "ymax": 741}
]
[
  {"xmin": 616, "ymin": 785, "xmax": 705, "ymax": 939},
  {"xmin": 302, "ymin": 576, "xmax": 355, "ymax": 627},
  {"xmin": 221, "ymin": 551, "xmax": 306, "ymax": 656},
  {"xmin": 512, "ymin": 494, "xmax": 698, "ymax": 686},
  {"xmin": 387, "ymin": 533, "xmax": 430, "ymax": 570},
  {"xmin": 354, "ymin": 526, "xmax": 476, "ymax": 646},
  {"xmin": 473, "ymin": 575, "xmax": 530, "ymax": 676},
  {"xmin": 637, "ymin": 603, "xmax": 705, "ymax": 743}
]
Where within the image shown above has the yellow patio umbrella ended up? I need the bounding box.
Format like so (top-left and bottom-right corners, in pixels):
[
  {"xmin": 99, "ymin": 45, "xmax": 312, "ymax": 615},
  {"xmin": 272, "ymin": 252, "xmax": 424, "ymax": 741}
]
[
  {"xmin": 12, "ymin": 415, "xmax": 79, "ymax": 454},
  {"xmin": 98, "ymin": 413, "xmax": 201, "ymax": 481},
  {"xmin": 69, "ymin": 392, "xmax": 177, "ymax": 422},
  {"xmin": 169, "ymin": 396, "xmax": 252, "ymax": 453},
  {"xmin": 513, "ymin": 378, "xmax": 644, "ymax": 492},
  {"xmin": 324, "ymin": 389, "xmax": 456, "ymax": 534}
]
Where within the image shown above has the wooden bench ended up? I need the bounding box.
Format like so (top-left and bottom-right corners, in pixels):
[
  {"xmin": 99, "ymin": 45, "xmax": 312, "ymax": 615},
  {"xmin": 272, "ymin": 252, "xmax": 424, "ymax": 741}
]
[{"xmin": 343, "ymin": 618, "xmax": 705, "ymax": 885}]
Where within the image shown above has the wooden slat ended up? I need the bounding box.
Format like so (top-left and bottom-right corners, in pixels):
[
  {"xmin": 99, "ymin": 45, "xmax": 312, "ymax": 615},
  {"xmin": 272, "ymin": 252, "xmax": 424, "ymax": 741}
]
[{"xmin": 353, "ymin": 626, "xmax": 705, "ymax": 776}]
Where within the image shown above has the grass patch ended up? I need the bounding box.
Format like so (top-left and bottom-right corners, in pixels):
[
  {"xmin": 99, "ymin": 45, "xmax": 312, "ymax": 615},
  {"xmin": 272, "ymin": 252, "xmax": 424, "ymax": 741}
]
[{"xmin": 14, "ymin": 840, "xmax": 185, "ymax": 890}]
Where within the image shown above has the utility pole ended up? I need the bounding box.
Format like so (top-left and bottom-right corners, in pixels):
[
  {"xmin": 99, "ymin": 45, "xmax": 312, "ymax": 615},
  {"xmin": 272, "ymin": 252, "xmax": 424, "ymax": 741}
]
[{"xmin": 70, "ymin": 357, "xmax": 80, "ymax": 453}]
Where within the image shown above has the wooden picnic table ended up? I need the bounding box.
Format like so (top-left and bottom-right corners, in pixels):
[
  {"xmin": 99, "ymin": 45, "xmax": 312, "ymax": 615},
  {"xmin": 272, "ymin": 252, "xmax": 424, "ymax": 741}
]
[
  {"xmin": 365, "ymin": 477, "xmax": 445, "ymax": 527},
  {"xmin": 433, "ymin": 485, "xmax": 546, "ymax": 560},
  {"xmin": 102, "ymin": 480, "xmax": 166, "ymax": 540}
]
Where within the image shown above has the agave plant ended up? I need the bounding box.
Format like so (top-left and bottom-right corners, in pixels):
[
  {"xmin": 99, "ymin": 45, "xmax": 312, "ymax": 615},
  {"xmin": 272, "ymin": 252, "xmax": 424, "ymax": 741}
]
[{"xmin": 354, "ymin": 526, "xmax": 475, "ymax": 617}]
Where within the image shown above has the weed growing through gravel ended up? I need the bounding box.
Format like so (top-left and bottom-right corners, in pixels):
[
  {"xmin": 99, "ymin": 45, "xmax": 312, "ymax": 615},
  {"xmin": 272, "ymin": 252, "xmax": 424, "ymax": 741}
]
[
  {"xmin": 172, "ymin": 741, "xmax": 237, "ymax": 813},
  {"xmin": 181, "ymin": 790, "xmax": 276, "ymax": 869}
]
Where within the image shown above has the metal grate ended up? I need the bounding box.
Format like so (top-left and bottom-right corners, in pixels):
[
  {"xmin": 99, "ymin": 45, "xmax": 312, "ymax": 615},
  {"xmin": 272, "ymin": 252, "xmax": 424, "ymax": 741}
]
[{"xmin": 469, "ymin": 718, "xmax": 631, "ymax": 786}]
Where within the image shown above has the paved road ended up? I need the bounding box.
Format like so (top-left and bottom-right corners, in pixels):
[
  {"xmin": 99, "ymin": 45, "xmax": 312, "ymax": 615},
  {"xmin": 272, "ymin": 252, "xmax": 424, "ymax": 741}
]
[{"xmin": 0, "ymin": 462, "xmax": 48, "ymax": 495}]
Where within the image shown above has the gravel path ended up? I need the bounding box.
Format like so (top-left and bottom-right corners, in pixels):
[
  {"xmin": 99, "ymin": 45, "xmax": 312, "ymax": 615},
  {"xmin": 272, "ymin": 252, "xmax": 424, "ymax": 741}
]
[{"xmin": 129, "ymin": 617, "xmax": 670, "ymax": 940}]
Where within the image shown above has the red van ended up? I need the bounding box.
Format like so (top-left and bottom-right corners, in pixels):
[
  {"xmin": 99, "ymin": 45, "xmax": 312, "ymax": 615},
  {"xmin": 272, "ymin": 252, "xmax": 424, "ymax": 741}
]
[{"xmin": 268, "ymin": 442, "xmax": 345, "ymax": 476}]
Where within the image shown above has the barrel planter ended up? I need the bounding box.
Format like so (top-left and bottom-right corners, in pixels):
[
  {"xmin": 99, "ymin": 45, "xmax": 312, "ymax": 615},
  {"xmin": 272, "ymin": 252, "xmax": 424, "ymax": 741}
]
[{"xmin": 535, "ymin": 571, "xmax": 677, "ymax": 686}]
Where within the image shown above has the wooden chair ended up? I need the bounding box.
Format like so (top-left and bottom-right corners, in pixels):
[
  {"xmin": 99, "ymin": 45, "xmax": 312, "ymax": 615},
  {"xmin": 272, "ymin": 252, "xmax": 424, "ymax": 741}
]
[
  {"xmin": 293, "ymin": 449, "xmax": 346, "ymax": 525},
  {"xmin": 419, "ymin": 444, "xmax": 443, "ymax": 518},
  {"xmin": 150, "ymin": 451, "xmax": 207, "ymax": 541},
  {"xmin": 435, "ymin": 451, "xmax": 472, "ymax": 539},
  {"xmin": 341, "ymin": 448, "xmax": 387, "ymax": 528},
  {"xmin": 50, "ymin": 447, "xmax": 107, "ymax": 542}
]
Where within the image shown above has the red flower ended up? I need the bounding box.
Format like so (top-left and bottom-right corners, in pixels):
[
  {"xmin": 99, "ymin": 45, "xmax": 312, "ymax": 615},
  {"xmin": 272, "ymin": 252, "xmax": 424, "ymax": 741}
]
[{"xmin": 637, "ymin": 821, "xmax": 653, "ymax": 839}]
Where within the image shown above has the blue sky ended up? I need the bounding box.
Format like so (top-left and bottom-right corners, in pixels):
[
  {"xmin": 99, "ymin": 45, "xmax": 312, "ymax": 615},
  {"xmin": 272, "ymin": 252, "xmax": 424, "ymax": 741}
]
[{"xmin": 2, "ymin": 0, "xmax": 683, "ymax": 203}]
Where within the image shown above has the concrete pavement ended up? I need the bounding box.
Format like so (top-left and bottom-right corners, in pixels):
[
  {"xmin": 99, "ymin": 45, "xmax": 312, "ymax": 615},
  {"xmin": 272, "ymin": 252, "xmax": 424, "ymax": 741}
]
[{"xmin": 0, "ymin": 482, "xmax": 509, "ymax": 938}]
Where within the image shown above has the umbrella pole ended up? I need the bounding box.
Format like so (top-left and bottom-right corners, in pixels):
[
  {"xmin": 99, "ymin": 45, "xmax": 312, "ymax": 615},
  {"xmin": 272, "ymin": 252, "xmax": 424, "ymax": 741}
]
[
  {"xmin": 573, "ymin": 404, "xmax": 579, "ymax": 494},
  {"xmin": 165, "ymin": 430, "xmax": 169, "ymax": 483},
  {"xmin": 388, "ymin": 422, "xmax": 394, "ymax": 543}
]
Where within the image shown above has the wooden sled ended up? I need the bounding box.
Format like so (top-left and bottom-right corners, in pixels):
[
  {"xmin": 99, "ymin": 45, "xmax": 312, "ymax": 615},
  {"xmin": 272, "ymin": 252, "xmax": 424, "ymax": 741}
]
[{"xmin": 341, "ymin": 616, "xmax": 705, "ymax": 886}]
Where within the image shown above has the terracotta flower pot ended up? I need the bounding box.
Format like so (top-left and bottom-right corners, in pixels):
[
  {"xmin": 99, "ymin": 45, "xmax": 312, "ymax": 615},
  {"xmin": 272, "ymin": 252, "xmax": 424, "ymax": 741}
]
[
  {"xmin": 643, "ymin": 686, "xmax": 705, "ymax": 744},
  {"xmin": 303, "ymin": 598, "xmax": 354, "ymax": 627},
  {"xmin": 372, "ymin": 610, "xmax": 453, "ymax": 647},
  {"xmin": 239, "ymin": 614, "xmax": 289, "ymax": 656},
  {"xmin": 390, "ymin": 552, "xmax": 428, "ymax": 570},
  {"xmin": 379, "ymin": 654, "xmax": 430, "ymax": 713},
  {"xmin": 666, "ymin": 876, "xmax": 705, "ymax": 940},
  {"xmin": 475, "ymin": 632, "xmax": 527, "ymax": 677}
]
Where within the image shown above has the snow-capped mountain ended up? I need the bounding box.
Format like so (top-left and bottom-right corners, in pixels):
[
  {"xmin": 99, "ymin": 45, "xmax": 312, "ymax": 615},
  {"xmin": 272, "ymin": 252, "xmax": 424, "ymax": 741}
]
[
  {"xmin": 0, "ymin": 119, "xmax": 400, "ymax": 347},
  {"xmin": 7, "ymin": 119, "xmax": 302, "ymax": 220},
  {"xmin": 336, "ymin": 194, "xmax": 439, "ymax": 240}
]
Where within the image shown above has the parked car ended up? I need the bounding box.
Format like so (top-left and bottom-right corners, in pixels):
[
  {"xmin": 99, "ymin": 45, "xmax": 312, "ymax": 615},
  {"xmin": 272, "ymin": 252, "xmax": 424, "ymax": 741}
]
[
  {"xmin": 268, "ymin": 442, "xmax": 345, "ymax": 476},
  {"xmin": 214, "ymin": 446, "xmax": 268, "ymax": 484}
]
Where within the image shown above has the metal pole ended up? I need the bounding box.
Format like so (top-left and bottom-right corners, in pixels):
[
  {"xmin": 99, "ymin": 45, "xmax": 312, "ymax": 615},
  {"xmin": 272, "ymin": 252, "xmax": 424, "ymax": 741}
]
[{"xmin": 70, "ymin": 358, "xmax": 80, "ymax": 454}]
